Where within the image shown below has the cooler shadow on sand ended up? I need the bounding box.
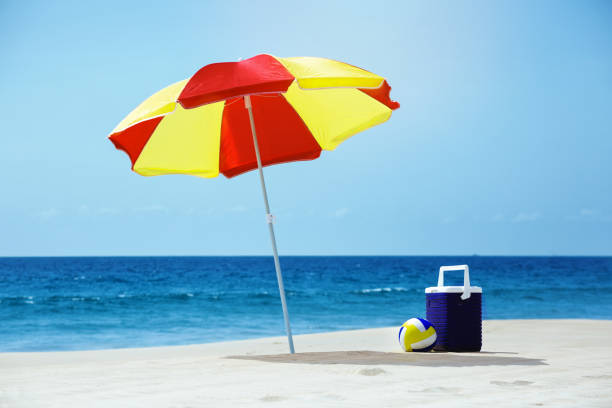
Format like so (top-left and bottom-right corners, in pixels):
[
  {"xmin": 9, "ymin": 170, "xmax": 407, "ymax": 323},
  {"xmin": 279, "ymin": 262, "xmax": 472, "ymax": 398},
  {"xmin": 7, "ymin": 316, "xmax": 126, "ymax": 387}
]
[{"xmin": 226, "ymin": 351, "xmax": 547, "ymax": 367}]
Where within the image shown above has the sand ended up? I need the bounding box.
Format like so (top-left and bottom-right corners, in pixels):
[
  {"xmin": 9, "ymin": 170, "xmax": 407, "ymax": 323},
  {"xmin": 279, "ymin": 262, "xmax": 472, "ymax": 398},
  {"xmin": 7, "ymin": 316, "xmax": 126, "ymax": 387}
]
[{"xmin": 1, "ymin": 319, "xmax": 611, "ymax": 407}]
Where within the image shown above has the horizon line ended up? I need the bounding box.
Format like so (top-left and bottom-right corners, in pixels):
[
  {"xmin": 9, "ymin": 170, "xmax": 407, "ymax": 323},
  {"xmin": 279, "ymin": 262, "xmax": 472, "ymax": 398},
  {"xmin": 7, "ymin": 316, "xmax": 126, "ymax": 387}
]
[{"xmin": 1, "ymin": 254, "xmax": 611, "ymax": 258}]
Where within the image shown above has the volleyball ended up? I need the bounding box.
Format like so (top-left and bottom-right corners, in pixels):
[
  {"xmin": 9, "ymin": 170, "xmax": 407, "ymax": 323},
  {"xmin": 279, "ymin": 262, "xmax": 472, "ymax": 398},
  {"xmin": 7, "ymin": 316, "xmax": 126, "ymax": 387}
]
[{"xmin": 398, "ymin": 318, "xmax": 437, "ymax": 352}]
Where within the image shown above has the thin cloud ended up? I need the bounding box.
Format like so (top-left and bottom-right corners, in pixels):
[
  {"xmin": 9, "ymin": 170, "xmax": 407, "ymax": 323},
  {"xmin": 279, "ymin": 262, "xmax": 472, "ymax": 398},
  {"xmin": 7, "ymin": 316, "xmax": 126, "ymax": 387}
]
[
  {"xmin": 580, "ymin": 208, "xmax": 596, "ymax": 217},
  {"xmin": 333, "ymin": 208, "xmax": 349, "ymax": 218},
  {"xmin": 184, "ymin": 207, "xmax": 215, "ymax": 216},
  {"xmin": 34, "ymin": 208, "xmax": 59, "ymax": 220},
  {"xmin": 97, "ymin": 207, "xmax": 120, "ymax": 215},
  {"xmin": 441, "ymin": 216, "xmax": 455, "ymax": 224},
  {"xmin": 228, "ymin": 205, "xmax": 248, "ymax": 213},
  {"xmin": 77, "ymin": 205, "xmax": 120, "ymax": 216},
  {"xmin": 512, "ymin": 212, "xmax": 541, "ymax": 223},
  {"xmin": 134, "ymin": 204, "xmax": 167, "ymax": 213},
  {"xmin": 567, "ymin": 208, "xmax": 612, "ymax": 222},
  {"xmin": 491, "ymin": 213, "xmax": 505, "ymax": 222}
]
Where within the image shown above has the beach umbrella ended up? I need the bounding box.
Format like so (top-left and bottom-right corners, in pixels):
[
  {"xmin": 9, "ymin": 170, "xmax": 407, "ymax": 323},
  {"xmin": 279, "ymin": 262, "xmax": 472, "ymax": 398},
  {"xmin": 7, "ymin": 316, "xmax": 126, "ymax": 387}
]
[{"xmin": 108, "ymin": 54, "xmax": 399, "ymax": 353}]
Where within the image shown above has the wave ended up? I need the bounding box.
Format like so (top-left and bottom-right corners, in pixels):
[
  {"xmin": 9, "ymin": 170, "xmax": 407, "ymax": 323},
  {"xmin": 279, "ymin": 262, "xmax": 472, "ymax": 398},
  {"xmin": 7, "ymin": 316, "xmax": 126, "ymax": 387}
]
[
  {"xmin": 5, "ymin": 285, "xmax": 607, "ymax": 307},
  {"xmin": 0, "ymin": 291, "xmax": 277, "ymax": 305},
  {"xmin": 354, "ymin": 287, "xmax": 410, "ymax": 294}
]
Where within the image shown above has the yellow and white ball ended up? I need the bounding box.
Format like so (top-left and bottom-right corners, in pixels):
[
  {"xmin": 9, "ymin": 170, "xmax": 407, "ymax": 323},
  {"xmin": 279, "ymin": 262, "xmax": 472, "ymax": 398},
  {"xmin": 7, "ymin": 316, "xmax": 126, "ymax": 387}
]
[{"xmin": 398, "ymin": 318, "xmax": 437, "ymax": 352}]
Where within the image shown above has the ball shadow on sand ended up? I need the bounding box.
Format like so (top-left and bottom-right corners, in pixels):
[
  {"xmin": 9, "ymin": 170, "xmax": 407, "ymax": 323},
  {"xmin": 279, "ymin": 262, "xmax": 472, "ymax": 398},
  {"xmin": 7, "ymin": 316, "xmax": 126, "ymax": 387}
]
[{"xmin": 226, "ymin": 351, "xmax": 547, "ymax": 367}]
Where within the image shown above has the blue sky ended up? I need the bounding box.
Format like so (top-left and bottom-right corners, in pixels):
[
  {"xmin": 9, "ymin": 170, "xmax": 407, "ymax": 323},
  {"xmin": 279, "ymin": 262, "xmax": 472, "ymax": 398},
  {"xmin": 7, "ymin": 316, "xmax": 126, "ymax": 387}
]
[{"xmin": 1, "ymin": 0, "xmax": 610, "ymax": 256}]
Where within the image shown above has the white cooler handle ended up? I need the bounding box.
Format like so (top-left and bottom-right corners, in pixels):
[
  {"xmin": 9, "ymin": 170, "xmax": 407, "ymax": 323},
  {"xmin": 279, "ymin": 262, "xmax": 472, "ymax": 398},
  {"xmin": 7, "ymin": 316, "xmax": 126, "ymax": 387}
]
[{"xmin": 438, "ymin": 264, "xmax": 471, "ymax": 300}]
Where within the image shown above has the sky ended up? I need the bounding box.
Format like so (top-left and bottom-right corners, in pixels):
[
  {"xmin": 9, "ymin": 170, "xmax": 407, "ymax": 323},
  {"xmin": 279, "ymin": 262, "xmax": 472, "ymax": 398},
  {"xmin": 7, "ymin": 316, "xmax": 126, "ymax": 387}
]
[{"xmin": 0, "ymin": 0, "xmax": 610, "ymax": 256}]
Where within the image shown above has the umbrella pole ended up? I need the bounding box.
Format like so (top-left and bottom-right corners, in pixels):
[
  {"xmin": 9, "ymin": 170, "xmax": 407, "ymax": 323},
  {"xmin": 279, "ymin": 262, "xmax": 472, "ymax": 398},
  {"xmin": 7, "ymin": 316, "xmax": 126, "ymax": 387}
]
[{"xmin": 244, "ymin": 95, "xmax": 295, "ymax": 354}]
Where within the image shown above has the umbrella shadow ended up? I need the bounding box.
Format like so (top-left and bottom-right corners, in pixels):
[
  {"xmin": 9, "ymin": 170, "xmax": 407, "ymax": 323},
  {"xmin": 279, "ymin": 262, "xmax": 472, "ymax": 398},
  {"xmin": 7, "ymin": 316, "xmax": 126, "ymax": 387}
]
[{"xmin": 226, "ymin": 350, "xmax": 547, "ymax": 367}]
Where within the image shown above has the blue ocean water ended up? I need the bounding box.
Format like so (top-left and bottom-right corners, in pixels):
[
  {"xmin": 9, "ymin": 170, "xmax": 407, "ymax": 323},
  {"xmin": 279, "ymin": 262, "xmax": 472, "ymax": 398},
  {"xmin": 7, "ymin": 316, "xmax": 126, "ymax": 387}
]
[{"xmin": 1, "ymin": 256, "xmax": 611, "ymax": 352}]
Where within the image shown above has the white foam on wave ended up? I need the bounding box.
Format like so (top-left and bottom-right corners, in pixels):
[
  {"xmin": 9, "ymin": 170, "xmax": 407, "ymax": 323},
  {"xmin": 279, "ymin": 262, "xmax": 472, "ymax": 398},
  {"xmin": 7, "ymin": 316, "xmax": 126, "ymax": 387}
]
[{"xmin": 358, "ymin": 287, "xmax": 408, "ymax": 294}]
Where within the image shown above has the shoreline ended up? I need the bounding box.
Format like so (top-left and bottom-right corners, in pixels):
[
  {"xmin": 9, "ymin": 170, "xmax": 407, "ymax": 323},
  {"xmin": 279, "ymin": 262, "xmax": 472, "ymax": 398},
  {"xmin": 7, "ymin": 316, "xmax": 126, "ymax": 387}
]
[
  {"xmin": 1, "ymin": 319, "xmax": 612, "ymax": 407},
  {"xmin": 2, "ymin": 317, "xmax": 611, "ymax": 355},
  {"xmin": 1, "ymin": 317, "xmax": 611, "ymax": 355}
]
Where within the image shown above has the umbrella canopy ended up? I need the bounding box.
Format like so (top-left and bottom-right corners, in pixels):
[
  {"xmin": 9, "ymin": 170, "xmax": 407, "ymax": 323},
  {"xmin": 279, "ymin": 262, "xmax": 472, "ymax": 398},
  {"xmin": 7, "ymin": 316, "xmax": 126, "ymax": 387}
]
[
  {"xmin": 109, "ymin": 54, "xmax": 399, "ymax": 178},
  {"xmin": 109, "ymin": 54, "xmax": 399, "ymax": 353}
]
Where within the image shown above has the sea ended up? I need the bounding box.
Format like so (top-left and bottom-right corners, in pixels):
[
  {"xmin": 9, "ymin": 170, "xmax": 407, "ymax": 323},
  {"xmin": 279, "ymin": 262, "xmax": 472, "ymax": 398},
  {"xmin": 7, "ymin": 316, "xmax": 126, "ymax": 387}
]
[{"xmin": 1, "ymin": 256, "xmax": 611, "ymax": 352}]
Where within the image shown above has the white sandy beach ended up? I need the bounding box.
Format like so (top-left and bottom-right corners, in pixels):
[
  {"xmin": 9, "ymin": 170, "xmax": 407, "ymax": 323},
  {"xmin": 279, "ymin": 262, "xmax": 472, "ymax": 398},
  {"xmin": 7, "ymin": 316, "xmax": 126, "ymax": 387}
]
[{"xmin": 1, "ymin": 319, "xmax": 611, "ymax": 407}]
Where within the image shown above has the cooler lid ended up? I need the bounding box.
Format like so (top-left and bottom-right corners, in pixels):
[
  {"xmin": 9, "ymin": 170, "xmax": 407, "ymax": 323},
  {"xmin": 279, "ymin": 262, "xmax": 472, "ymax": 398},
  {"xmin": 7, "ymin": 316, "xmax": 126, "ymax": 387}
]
[
  {"xmin": 425, "ymin": 286, "xmax": 482, "ymax": 294},
  {"xmin": 428, "ymin": 265, "xmax": 481, "ymax": 300}
]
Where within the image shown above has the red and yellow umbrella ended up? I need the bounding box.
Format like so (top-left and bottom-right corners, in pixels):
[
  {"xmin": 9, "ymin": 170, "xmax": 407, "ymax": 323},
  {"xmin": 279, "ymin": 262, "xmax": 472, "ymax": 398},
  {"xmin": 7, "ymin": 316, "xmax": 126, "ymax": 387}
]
[
  {"xmin": 109, "ymin": 54, "xmax": 399, "ymax": 353},
  {"xmin": 109, "ymin": 54, "xmax": 398, "ymax": 178}
]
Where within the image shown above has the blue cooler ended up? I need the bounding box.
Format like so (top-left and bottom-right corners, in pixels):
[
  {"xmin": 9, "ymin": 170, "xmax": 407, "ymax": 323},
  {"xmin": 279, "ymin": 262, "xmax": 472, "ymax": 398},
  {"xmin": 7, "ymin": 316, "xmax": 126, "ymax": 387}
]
[{"xmin": 425, "ymin": 265, "xmax": 482, "ymax": 352}]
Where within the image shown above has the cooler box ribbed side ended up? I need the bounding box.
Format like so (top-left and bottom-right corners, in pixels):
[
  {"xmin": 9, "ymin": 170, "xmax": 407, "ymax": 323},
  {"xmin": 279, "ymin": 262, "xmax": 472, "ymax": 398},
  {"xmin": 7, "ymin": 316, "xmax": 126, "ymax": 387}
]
[{"xmin": 426, "ymin": 292, "xmax": 482, "ymax": 352}]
